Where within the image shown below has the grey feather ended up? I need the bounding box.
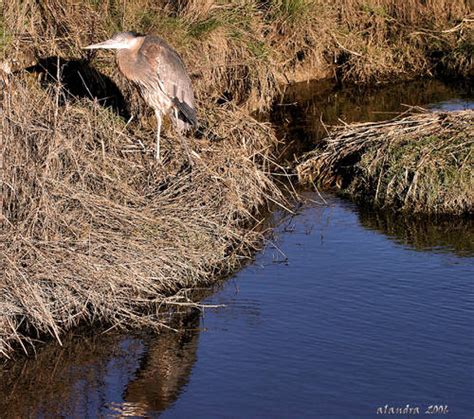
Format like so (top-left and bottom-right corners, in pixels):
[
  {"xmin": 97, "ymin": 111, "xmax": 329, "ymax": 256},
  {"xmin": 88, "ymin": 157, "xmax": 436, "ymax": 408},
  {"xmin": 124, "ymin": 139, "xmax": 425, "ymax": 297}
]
[
  {"xmin": 173, "ymin": 97, "xmax": 198, "ymax": 127},
  {"xmin": 140, "ymin": 36, "xmax": 197, "ymax": 130}
]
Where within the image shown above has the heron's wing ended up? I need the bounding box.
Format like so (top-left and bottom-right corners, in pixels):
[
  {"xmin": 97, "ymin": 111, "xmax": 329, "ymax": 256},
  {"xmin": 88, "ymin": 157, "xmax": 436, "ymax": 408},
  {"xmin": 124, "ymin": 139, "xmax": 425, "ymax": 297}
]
[
  {"xmin": 141, "ymin": 37, "xmax": 197, "ymax": 127},
  {"xmin": 172, "ymin": 97, "xmax": 197, "ymax": 127}
]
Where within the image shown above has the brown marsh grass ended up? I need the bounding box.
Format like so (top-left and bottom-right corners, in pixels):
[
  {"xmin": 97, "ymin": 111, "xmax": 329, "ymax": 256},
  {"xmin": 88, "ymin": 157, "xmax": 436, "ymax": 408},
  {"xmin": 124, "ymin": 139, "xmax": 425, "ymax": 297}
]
[
  {"xmin": 1, "ymin": 75, "xmax": 283, "ymax": 360},
  {"xmin": 1, "ymin": 1, "xmax": 472, "ymax": 102}
]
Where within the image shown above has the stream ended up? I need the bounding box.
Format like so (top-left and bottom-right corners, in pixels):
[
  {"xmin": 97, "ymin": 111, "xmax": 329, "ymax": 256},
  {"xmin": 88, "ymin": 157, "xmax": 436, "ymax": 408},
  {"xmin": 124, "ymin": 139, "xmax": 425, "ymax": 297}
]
[{"xmin": 0, "ymin": 79, "xmax": 473, "ymax": 418}]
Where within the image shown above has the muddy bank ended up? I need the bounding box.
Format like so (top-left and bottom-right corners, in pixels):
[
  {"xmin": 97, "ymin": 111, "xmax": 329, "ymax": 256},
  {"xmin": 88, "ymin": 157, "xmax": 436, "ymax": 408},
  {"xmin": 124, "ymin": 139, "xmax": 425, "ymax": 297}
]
[
  {"xmin": 297, "ymin": 110, "xmax": 474, "ymax": 215},
  {"xmin": 1, "ymin": 0, "xmax": 473, "ymax": 360}
]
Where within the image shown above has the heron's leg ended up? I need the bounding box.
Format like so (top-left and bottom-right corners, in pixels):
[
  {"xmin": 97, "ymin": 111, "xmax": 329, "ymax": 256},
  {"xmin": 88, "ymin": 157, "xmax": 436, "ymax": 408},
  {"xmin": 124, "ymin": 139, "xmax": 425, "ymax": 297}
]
[
  {"xmin": 173, "ymin": 108, "xmax": 194, "ymax": 166},
  {"xmin": 155, "ymin": 110, "xmax": 162, "ymax": 161}
]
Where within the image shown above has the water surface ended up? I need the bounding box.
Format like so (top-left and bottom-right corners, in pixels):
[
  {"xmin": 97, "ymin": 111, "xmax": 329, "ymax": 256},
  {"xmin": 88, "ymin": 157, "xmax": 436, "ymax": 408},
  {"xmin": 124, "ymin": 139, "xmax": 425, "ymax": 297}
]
[
  {"xmin": 162, "ymin": 195, "xmax": 474, "ymax": 418},
  {"xmin": 273, "ymin": 78, "xmax": 473, "ymax": 153}
]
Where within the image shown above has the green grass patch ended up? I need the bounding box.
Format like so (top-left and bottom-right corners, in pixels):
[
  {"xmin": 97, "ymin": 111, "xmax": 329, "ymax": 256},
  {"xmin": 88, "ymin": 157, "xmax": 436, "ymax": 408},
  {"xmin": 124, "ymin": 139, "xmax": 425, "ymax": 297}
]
[
  {"xmin": 0, "ymin": 15, "xmax": 11, "ymax": 55},
  {"xmin": 270, "ymin": 0, "xmax": 313, "ymax": 22},
  {"xmin": 188, "ymin": 18, "xmax": 222, "ymax": 39},
  {"xmin": 248, "ymin": 40, "xmax": 270, "ymax": 60}
]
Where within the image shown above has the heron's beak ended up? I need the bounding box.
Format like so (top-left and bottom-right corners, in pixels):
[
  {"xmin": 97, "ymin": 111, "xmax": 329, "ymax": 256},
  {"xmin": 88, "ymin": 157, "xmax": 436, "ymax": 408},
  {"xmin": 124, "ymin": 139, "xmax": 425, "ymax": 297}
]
[{"xmin": 83, "ymin": 39, "xmax": 127, "ymax": 50}]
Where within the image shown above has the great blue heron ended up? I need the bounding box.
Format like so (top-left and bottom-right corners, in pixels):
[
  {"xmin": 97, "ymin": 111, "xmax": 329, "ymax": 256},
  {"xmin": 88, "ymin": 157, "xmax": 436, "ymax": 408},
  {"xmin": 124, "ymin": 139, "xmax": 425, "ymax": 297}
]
[{"xmin": 84, "ymin": 32, "xmax": 197, "ymax": 161}]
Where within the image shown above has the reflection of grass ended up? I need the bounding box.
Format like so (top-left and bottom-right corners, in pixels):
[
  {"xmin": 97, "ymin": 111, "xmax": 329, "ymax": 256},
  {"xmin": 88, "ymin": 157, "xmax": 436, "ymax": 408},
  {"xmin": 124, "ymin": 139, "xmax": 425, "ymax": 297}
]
[
  {"xmin": 358, "ymin": 207, "xmax": 474, "ymax": 257},
  {"xmin": 0, "ymin": 313, "xmax": 201, "ymax": 417}
]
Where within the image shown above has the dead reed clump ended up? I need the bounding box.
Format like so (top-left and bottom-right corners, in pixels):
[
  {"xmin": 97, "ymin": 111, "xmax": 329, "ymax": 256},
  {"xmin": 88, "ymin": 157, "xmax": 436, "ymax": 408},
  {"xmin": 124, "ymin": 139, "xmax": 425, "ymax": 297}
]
[
  {"xmin": 0, "ymin": 76, "xmax": 283, "ymax": 360},
  {"xmin": 297, "ymin": 110, "xmax": 474, "ymax": 215}
]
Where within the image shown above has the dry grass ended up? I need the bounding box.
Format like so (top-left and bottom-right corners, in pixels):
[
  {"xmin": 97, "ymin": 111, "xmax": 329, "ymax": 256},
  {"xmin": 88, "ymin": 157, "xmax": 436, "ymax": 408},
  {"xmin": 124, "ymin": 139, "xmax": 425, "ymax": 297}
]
[
  {"xmin": 326, "ymin": 0, "xmax": 473, "ymax": 83},
  {"xmin": 1, "ymin": 1, "xmax": 472, "ymax": 103},
  {"xmin": 0, "ymin": 75, "xmax": 284, "ymax": 360},
  {"xmin": 297, "ymin": 109, "xmax": 474, "ymax": 215}
]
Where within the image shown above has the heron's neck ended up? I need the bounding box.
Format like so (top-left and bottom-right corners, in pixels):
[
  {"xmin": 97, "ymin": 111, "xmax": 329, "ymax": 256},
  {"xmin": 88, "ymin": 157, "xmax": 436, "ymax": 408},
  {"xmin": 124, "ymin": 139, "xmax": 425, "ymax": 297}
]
[{"xmin": 116, "ymin": 38, "xmax": 145, "ymax": 82}]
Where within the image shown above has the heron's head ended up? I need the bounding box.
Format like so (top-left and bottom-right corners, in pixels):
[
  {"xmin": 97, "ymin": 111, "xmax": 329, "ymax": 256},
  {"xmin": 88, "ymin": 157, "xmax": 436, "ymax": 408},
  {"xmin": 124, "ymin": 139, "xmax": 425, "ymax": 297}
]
[{"xmin": 83, "ymin": 32, "xmax": 142, "ymax": 50}]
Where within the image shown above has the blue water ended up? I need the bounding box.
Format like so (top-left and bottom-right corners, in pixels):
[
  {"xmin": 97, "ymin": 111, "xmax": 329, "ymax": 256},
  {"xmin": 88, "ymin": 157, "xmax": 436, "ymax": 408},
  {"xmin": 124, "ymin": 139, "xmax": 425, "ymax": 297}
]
[
  {"xmin": 427, "ymin": 98, "xmax": 474, "ymax": 111},
  {"xmin": 2, "ymin": 193, "xmax": 472, "ymax": 418},
  {"xmin": 159, "ymin": 196, "xmax": 474, "ymax": 418}
]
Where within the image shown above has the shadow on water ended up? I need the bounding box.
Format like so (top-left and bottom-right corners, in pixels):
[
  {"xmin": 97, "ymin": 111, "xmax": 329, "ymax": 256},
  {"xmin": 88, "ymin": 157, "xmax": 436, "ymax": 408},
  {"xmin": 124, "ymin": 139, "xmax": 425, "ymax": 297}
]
[{"xmin": 24, "ymin": 56, "xmax": 131, "ymax": 119}]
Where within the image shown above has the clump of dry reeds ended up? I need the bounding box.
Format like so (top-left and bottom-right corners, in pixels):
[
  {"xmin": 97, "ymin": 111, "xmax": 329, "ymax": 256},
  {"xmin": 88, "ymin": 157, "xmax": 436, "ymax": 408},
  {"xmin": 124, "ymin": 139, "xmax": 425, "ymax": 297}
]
[
  {"xmin": 297, "ymin": 110, "xmax": 474, "ymax": 215},
  {"xmin": 0, "ymin": 74, "xmax": 283, "ymax": 360}
]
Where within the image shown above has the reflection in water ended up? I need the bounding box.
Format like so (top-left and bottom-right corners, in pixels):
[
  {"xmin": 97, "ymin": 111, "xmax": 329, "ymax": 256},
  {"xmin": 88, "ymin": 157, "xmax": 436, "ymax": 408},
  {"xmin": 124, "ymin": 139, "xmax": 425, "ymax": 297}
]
[
  {"xmin": 0, "ymin": 332, "xmax": 140, "ymax": 417},
  {"xmin": 358, "ymin": 208, "xmax": 474, "ymax": 257},
  {"xmin": 0, "ymin": 314, "xmax": 200, "ymax": 418},
  {"xmin": 124, "ymin": 315, "xmax": 200, "ymax": 415}
]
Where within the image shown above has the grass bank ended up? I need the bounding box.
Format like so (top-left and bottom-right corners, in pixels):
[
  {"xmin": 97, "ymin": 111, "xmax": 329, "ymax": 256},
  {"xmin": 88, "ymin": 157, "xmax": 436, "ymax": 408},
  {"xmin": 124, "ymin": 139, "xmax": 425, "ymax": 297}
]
[
  {"xmin": 0, "ymin": 0, "xmax": 472, "ymax": 360},
  {"xmin": 297, "ymin": 110, "xmax": 474, "ymax": 215},
  {"xmin": 1, "ymin": 77, "xmax": 283, "ymax": 359}
]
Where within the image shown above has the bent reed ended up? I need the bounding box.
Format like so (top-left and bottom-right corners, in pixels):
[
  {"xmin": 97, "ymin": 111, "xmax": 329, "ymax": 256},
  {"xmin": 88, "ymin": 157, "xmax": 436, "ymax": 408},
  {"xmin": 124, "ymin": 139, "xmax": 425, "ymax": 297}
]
[{"xmin": 1, "ymin": 0, "xmax": 472, "ymax": 360}]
